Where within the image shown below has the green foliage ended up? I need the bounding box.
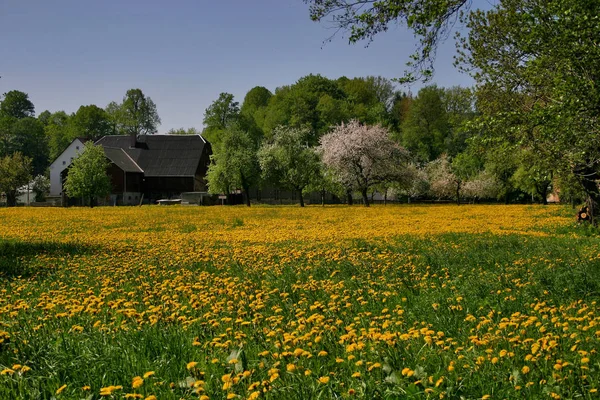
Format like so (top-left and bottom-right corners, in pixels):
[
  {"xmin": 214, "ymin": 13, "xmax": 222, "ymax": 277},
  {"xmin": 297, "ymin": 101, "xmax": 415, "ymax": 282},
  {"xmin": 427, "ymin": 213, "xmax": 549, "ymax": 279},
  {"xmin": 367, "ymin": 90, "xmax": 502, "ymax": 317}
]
[
  {"xmin": 5, "ymin": 117, "xmax": 48, "ymax": 176},
  {"xmin": 206, "ymin": 125, "xmax": 261, "ymax": 207},
  {"xmin": 0, "ymin": 90, "xmax": 35, "ymax": 119},
  {"xmin": 70, "ymin": 105, "xmax": 112, "ymax": 141},
  {"xmin": 401, "ymin": 85, "xmax": 449, "ymax": 162},
  {"xmin": 120, "ymin": 89, "xmax": 161, "ymax": 136},
  {"xmin": 202, "ymin": 93, "xmax": 240, "ymax": 146},
  {"xmin": 258, "ymin": 126, "xmax": 321, "ymax": 207},
  {"xmin": 457, "ymin": 0, "xmax": 600, "ymax": 220},
  {"xmin": 63, "ymin": 143, "xmax": 111, "ymax": 207},
  {"xmin": 43, "ymin": 111, "xmax": 73, "ymax": 161},
  {"xmin": 166, "ymin": 127, "xmax": 201, "ymax": 135},
  {"xmin": 0, "ymin": 152, "xmax": 32, "ymax": 206},
  {"xmin": 104, "ymin": 89, "xmax": 160, "ymax": 137}
]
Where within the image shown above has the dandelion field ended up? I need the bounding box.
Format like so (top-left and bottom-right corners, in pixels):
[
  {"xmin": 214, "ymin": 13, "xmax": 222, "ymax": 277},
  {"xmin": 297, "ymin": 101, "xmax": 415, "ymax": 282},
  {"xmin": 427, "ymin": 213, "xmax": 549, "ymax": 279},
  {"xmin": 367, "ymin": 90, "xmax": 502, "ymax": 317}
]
[{"xmin": 0, "ymin": 205, "xmax": 598, "ymax": 399}]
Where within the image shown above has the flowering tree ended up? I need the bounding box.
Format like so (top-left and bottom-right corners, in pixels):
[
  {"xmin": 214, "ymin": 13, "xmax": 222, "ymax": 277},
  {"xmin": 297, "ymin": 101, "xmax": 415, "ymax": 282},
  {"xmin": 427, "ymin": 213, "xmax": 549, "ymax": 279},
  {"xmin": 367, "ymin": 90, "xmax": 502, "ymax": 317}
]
[
  {"xmin": 320, "ymin": 120, "xmax": 412, "ymax": 206},
  {"xmin": 427, "ymin": 154, "xmax": 459, "ymax": 202},
  {"xmin": 462, "ymin": 171, "xmax": 501, "ymax": 202}
]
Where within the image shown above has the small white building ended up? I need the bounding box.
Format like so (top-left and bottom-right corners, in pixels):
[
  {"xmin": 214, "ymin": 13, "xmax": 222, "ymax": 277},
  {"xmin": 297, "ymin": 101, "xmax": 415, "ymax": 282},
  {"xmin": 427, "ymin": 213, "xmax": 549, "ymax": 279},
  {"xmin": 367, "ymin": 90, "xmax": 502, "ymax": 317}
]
[{"xmin": 49, "ymin": 138, "xmax": 87, "ymax": 196}]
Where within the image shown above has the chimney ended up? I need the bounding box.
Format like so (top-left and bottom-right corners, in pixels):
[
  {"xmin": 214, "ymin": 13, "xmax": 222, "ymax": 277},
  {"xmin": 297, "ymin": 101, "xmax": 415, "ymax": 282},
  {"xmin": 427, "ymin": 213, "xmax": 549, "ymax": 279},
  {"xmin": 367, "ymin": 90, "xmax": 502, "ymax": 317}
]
[{"xmin": 130, "ymin": 132, "xmax": 137, "ymax": 148}]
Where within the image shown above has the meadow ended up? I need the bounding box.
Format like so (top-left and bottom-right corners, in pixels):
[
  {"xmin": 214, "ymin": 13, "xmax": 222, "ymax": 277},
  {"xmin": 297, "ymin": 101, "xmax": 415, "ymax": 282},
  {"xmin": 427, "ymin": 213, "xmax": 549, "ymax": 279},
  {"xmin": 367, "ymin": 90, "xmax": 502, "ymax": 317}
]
[{"xmin": 0, "ymin": 205, "xmax": 598, "ymax": 399}]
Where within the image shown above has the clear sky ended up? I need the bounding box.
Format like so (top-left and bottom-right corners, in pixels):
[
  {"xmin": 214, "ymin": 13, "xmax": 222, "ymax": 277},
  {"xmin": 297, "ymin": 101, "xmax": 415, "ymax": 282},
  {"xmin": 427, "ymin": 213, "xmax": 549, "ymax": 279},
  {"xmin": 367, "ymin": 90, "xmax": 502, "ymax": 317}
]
[{"xmin": 0, "ymin": 0, "xmax": 479, "ymax": 132}]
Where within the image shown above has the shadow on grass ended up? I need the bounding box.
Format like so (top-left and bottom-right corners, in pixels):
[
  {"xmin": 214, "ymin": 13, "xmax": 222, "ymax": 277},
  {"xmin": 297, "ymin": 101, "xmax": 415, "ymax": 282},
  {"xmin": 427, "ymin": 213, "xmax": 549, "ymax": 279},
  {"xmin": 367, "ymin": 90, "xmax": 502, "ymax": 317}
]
[{"xmin": 0, "ymin": 239, "xmax": 93, "ymax": 280}]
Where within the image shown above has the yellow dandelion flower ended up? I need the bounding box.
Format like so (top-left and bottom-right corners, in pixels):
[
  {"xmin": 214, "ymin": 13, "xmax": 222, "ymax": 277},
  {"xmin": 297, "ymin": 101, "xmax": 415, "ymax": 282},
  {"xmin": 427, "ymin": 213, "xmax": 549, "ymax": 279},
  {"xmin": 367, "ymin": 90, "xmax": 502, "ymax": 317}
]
[
  {"xmin": 187, "ymin": 361, "xmax": 198, "ymax": 370},
  {"xmin": 318, "ymin": 376, "xmax": 330, "ymax": 384}
]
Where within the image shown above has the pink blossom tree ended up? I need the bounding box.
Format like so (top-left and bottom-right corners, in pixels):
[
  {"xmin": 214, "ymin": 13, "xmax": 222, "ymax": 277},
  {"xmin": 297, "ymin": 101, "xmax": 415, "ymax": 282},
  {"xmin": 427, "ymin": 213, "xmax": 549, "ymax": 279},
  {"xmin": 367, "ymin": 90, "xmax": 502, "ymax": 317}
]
[{"xmin": 319, "ymin": 120, "xmax": 412, "ymax": 206}]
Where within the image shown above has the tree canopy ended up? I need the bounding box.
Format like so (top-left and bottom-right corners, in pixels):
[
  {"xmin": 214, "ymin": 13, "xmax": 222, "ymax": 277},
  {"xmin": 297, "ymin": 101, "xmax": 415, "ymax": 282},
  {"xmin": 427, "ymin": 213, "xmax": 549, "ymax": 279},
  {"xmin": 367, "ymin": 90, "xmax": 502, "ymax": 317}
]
[
  {"xmin": 64, "ymin": 143, "xmax": 111, "ymax": 207},
  {"xmin": 0, "ymin": 152, "xmax": 32, "ymax": 207}
]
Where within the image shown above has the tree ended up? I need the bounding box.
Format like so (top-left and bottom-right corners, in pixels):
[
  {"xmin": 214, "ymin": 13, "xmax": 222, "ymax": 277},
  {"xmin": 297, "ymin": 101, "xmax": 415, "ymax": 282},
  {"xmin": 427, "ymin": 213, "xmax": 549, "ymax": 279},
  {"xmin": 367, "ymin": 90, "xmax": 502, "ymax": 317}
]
[
  {"xmin": 0, "ymin": 91, "xmax": 35, "ymax": 119},
  {"xmin": 43, "ymin": 111, "xmax": 72, "ymax": 161},
  {"xmin": 400, "ymin": 85, "xmax": 449, "ymax": 162},
  {"xmin": 120, "ymin": 89, "xmax": 161, "ymax": 136},
  {"xmin": 167, "ymin": 127, "xmax": 200, "ymax": 135},
  {"xmin": 427, "ymin": 154, "xmax": 460, "ymax": 203},
  {"xmin": 304, "ymin": 0, "xmax": 470, "ymax": 82},
  {"xmin": 258, "ymin": 126, "xmax": 321, "ymax": 207},
  {"xmin": 262, "ymin": 75, "xmax": 348, "ymax": 144},
  {"xmin": 320, "ymin": 120, "xmax": 412, "ymax": 206},
  {"xmin": 202, "ymin": 93, "xmax": 240, "ymax": 145},
  {"xmin": 63, "ymin": 143, "xmax": 111, "ymax": 207},
  {"xmin": 456, "ymin": 0, "xmax": 600, "ymax": 222},
  {"xmin": 0, "ymin": 152, "xmax": 32, "ymax": 207},
  {"xmin": 70, "ymin": 105, "xmax": 112, "ymax": 141},
  {"xmin": 31, "ymin": 174, "xmax": 50, "ymax": 202},
  {"xmin": 105, "ymin": 101, "xmax": 123, "ymax": 135},
  {"xmin": 206, "ymin": 126, "xmax": 261, "ymax": 207},
  {"xmin": 9, "ymin": 117, "xmax": 48, "ymax": 176}
]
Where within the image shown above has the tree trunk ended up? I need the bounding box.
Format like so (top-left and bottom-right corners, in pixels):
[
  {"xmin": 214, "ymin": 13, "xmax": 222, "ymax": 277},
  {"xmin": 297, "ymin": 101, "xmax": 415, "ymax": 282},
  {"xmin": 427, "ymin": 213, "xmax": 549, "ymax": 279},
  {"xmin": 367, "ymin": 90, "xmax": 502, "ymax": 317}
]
[
  {"xmin": 456, "ymin": 181, "xmax": 461, "ymax": 206},
  {"xmin": 242, "ymin": 184, "xmax": 251, "ymax": 207},
  {"xmin": 361, "ymin": 188, "xmax": 370, "ymax": 207},
  {"xmin": 6, "ymin": 191, "xmax": 17, "ymax": 207},
  {"xmin": 89, "ymin": 196, "xmax": 94, "ymax": 208},
  {"xmin": 577, "ymin": 166, "xmax": 600, "ymax": 225},
  {"xmin": 346, "ymin": 189, "xmax": 353, "ymax": 206},
  {"xmin": 384, "ymin": 189, "xmax": 387, "ymax": 206},
  {"xmin": 321, "ymin": 189, "xmax": 325, "ymax": 206},
  {"xmin": 298, "ymin": 189, "xmax": 305, "ymax": 207}
]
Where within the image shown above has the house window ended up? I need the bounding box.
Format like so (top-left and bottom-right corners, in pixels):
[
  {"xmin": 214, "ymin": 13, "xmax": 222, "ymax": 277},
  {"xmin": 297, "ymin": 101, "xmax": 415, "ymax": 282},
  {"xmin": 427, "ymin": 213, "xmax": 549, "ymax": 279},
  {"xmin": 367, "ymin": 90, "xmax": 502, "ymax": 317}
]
[
  {"xmin": 76, "ymin": 146, "xmax": 79, "ymax": 150},
  {"xmin": 62, "ymin": 161, "xmax": 66, "ymax": 165}
]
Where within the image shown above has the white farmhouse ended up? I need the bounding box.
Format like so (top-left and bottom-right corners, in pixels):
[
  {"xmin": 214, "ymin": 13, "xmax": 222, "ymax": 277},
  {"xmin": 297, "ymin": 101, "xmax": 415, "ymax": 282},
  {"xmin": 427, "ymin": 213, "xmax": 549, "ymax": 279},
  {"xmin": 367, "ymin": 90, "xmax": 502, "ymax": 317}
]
[{"xmin": 49, "ymin": 138, "xmax": 87, "ymax": 196}]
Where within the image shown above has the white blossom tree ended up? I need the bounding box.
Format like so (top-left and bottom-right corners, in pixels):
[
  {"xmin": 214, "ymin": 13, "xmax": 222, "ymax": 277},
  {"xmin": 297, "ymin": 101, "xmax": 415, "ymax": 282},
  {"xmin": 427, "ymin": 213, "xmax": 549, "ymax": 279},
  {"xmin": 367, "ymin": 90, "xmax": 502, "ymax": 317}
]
[
  {"xmin": 320, "ymin": 120, "xmax": 412, "ymax": 206},
  {"xmin": 427, "ymin": 154, "xmax": 460, "ymax": 202},
  {"xmin": 462, "ymin": 171, "xmax": 501, "ymax": 202}
]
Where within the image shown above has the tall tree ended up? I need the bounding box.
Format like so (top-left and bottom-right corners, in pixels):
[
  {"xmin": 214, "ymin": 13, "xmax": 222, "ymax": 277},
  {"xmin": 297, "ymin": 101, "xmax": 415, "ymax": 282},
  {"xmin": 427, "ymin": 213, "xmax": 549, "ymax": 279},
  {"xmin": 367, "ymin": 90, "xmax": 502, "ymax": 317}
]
[
  {"xmin": 258, "ymin": 126, "xmax": 321, "ymax": 207},
  {"xmin": 0, "ymin": 91, "xmax": 35, "ymax": 119},
  {"xmin": 202, "ymin": 93, "xmax": 240, "ymax": 145},
  {"xmin": 70, "ymin": 105, "xmax": 112, "ymax": 141},
  {"xmin": 0, "ymin": 152, "xmax": 32, "ymax": 207},
  {"xmin": 457, "ymin": 0, "xmax": 600, "ymax": 221},
  {"xmin": 10, "ymin": 117, "xmax": 48, "ymax": 175},
  {"xmin": 44, "ymin": 111, "xmax": 72, "ymax": 161},
  {"xmin": 64, "ymin": 143, "xmax": 111, "ymax": 207},
  {"xmin": 206, "ymin": 126, "xmax": 261, "ymax": 207},
  {"xmin": 120, "ymin": 89, "xmax": 161, "ymax": 136},
  {"xmin": 320, "ymin": 120, "xmax": 412, "ymax": 206},
  {"xmin": 400, "ymin": 85, "xmax": 449, "ymax": 162}
]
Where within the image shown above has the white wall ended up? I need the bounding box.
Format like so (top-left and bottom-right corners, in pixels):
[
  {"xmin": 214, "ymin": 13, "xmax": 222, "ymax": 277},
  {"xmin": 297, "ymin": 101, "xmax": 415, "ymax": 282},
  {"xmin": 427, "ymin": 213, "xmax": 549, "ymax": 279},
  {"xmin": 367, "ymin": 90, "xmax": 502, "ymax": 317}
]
[{"xmin": 49, "ymin": 139, "xmax": 86, "ymax": 196}]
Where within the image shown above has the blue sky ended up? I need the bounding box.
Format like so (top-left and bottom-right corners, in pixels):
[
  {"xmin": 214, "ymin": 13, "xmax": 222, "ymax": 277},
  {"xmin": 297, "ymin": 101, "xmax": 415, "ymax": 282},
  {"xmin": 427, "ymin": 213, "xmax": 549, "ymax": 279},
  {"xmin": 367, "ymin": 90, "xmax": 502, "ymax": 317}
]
[{"xmin": 0, "ymin": 0, "xmax": 480, "ymax": 132}]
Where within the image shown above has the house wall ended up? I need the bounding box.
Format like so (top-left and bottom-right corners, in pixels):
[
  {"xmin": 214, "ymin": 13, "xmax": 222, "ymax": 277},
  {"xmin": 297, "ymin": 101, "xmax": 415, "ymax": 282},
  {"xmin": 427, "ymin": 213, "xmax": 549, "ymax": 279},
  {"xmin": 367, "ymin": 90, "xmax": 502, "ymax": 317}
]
[{"xmin": 49, "ymin": 139, "xmax": 86, "ymax": 196}]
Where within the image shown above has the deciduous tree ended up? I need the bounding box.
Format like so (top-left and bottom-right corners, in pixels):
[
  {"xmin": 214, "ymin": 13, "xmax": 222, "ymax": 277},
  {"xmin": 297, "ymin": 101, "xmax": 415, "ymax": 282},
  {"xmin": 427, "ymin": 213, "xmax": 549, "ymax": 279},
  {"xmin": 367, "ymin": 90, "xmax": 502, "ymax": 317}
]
[
  {"xmin": 258, "ymin": 126, "xmax": 321, "ymax": 207},
  {"xmin": 64, "ymin": 143, "xmax": 111, "ymax": 207},
  {"xmin": 320, "ymin": 120, "xmax": 412, "ymax": 206},
  {"xmin": 0, "ymin": 90, "xmax": 35, "ymax": 119},
  {"xmin": 207, "ymin": 126, "xmax": 261, "ymax": 207},
  {"xmin": 0, "ymin": 152, "xmax": 31, "ymax": 207}
]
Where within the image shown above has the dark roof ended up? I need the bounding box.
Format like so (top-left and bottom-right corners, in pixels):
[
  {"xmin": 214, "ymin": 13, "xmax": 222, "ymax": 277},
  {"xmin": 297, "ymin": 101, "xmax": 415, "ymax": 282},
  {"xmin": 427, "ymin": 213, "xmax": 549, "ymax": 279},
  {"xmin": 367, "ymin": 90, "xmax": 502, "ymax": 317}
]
[
  {"xmin": 95, "ymin": 134, "xmax": 208, "ymax": 177},
  {"xmin": 103, "ymin": 147, "xmax": 143, "ymax": 173}
]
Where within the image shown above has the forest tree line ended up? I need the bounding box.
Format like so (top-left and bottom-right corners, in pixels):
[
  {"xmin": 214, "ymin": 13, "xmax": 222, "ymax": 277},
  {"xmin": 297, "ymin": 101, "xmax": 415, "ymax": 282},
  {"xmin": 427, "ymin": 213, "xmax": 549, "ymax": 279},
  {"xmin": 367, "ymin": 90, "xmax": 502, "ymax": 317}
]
[{"xmin": 202, "ymin": 74, "xmax": 571, "ymax": 207}]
